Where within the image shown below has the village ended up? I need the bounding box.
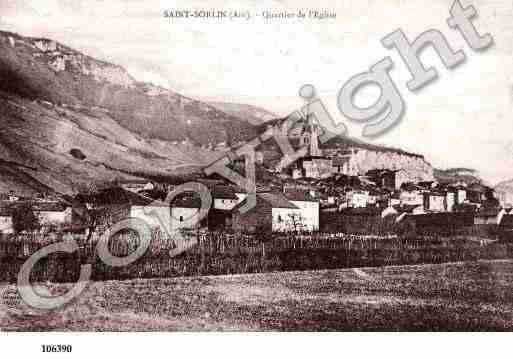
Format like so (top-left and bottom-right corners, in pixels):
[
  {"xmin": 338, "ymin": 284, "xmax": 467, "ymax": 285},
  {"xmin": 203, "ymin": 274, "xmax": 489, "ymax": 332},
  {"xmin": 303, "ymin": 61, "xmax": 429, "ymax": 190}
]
[{"xmin": 0, "ymin": 117, "xmax": 511, "ymax": 241}]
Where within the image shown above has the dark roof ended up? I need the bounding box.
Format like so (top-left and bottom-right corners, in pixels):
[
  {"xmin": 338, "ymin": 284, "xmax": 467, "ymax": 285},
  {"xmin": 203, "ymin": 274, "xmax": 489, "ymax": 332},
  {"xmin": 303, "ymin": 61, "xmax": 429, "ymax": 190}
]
[
  {"xmin": 0, "ymin": 200, "xmax": 69, "ymax": 214},
  {"xmin": 232, "ymin": 192, "xmax": 298, "ymax": 212},
  {"xmin": 283, "ymin": 189, "xmax": 317, "ymax": 202},
  {"xmin": 75, "ymin": 187, "xmax": 158, "ymax": 207},
  {"xmin": 468, "ymin": 183, "xmax": 489, "ymax": 193},
  {"xmin": 258, "ymin": 192, "xmax": 298, "ymax": 209},
  {"xmin": 400, "ymin": 183, "xmax": 422, "ymax": 191},
  {"xmin": 425, "ymin": 190, "xmax": 445, "ymax": 196},
  {"xmin": 171, "ymin": 196, "xmax": 202, "ymax": 208},
  {"xmin": 31, "ymin": 202, "xmax": 69, "ymax": 212},
  {"xmin": 209, "ymin": 185, "xmax": 238, "ymax": 200}
]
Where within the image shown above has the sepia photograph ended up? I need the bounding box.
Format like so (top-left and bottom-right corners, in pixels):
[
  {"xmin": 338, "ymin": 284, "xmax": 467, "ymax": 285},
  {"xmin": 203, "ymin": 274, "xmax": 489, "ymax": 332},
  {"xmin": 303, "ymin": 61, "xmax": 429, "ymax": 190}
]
[{"xmin": 0, "ymin": 0, "xmax": 512, "ymax": 355}]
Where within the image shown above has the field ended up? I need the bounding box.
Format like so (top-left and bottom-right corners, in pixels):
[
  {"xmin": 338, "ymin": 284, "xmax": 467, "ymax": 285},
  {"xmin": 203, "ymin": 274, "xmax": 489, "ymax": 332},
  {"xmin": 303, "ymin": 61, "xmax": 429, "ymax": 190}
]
[{"xmin": 2, "ymin": 259, "xmax": 513, "ymax": 331}]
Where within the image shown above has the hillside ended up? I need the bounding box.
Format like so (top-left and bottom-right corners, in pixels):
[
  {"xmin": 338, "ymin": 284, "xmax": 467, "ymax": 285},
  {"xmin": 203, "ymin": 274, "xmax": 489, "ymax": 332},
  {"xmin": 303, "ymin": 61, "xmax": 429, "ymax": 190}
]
[
  {"xmin": 208, "ymin": 101, "xmax": 278, "ymax": 125},
  {"xmin": 0, "ymin": 31, "xmax": 258, "ymax": 147},
  {"xmin": 0, "ymin": 29, "xmax": 441, "ymax": 195},
  {"xmin": 0, "ymin": 91, "xmax": 224, "ymax": 195},
  {"xmin": 0, "ymin": 30, "xmax": 264, "ymax": 195}
]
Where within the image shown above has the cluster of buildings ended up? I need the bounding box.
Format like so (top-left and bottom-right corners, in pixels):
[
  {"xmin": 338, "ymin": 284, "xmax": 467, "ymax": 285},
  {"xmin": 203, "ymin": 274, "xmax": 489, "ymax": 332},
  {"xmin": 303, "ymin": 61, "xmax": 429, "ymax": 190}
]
[
  {"xmin": 0, "ymin": 191, "xmax": 72, "ymax": 234},
  {"xmin": 0, "ymin": 169, "xmax": 506, "ymax": 237},
  {"xmin": 0, "ymin": 117, "xmax": 509, "ymax": 237}
]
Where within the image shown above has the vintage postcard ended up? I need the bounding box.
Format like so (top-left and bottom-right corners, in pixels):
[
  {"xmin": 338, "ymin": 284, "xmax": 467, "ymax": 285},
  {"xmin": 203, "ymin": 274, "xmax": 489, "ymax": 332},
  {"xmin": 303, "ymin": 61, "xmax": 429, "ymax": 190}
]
[{"xmin": 0, "ymin": 0, "xmax": 512, "ymax": 354}]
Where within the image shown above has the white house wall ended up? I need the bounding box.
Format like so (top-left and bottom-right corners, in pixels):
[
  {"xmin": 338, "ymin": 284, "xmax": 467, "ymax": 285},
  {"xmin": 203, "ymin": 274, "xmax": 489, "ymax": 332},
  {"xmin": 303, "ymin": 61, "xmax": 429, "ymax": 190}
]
[
  {"xmin": 271, "ymin": 208, "xmax": 302, "ymax": 232},
  {"xmin": 290, "ymin": 200, "xmax": 319, "ymax": 231},
  {"xmin": 213, "ymin": 198, "xmax": 239, "ymax": 210},
  {"xmin": 169, "ymin": 207, "xmax": 201, "ymax": 229},
  {"xmin": 37, "ymin": 209, "xmax": 72, "ymax": 225},
  {"xmin": 0, "ymin": 216, "xmax": 13, "ymax": 234}
]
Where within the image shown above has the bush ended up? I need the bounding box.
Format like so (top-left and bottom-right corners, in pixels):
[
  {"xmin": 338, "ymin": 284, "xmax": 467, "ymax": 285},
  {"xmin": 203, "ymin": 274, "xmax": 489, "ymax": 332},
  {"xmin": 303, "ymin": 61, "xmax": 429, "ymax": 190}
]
[{"xmin": 12, "ymin": 203, "xmax": 40, "ymax": 233}]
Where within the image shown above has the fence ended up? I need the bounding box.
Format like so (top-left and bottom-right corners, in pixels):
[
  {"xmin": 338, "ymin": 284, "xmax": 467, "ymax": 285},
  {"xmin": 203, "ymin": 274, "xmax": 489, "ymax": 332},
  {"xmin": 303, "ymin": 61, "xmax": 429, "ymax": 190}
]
[{"xmin": 1, "ymin": 230, "xmax": 513, "ymax": 283}]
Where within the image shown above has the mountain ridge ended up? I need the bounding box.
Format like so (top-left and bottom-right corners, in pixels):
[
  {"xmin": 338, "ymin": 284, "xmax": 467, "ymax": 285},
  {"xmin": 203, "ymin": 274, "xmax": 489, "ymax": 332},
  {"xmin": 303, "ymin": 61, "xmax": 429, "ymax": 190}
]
[{"xmin": 0, "ymin": 29, "xmax": 448, "ymax": 196}]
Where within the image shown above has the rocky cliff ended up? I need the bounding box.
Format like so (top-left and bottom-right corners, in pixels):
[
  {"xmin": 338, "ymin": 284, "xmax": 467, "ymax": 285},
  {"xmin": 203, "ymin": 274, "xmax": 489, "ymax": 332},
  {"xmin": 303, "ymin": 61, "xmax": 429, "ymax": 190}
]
[{"xmin": 349, "ymin": 149, "xmax": 434, "ymax": 182}]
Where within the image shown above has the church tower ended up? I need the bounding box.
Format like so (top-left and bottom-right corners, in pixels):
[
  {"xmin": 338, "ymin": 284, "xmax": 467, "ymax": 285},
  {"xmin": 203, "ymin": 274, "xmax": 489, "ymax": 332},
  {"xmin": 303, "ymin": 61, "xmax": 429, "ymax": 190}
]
[{"xmin": 309, "ymin": 117, "xmax": 321, "ymax": 156}]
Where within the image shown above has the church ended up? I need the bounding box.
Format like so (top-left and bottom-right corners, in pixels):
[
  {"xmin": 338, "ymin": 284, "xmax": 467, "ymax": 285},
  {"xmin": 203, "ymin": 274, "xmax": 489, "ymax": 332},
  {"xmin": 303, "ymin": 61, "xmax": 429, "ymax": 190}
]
[{"xmin": 285, "ymin": 116, "xmax": 357, "ymax": 179}]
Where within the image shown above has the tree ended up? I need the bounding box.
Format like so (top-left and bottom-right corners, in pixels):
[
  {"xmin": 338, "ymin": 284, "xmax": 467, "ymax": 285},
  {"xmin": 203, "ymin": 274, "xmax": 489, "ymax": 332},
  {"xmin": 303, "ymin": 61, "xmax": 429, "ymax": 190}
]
[
  {"xmin": 482, "ymin": 189, "xmax": 500, "ymax": 209},
  {"xmin": 255, "ymin": 223, "xmax": 273, "ymax": 258},
  {"xmin": 12, "ymin": 203, "xmax": 40, "ymax": 233},
  {"xmin": 72, "ymin": 181, "xmax": 115, "ymax": 241}
]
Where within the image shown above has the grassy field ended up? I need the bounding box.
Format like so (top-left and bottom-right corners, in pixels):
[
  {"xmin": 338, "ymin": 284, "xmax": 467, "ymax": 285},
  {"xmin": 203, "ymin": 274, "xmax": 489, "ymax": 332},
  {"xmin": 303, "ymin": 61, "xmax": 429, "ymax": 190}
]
[{"xmin": 2, "ymin": 259, "xmax": 513, "ymax": 331}]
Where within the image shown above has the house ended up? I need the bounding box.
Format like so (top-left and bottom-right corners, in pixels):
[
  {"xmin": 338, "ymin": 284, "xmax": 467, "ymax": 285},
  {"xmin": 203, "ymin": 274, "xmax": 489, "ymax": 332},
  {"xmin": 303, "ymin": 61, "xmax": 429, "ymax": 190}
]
[
  {"xmin": 475, "ymin": 207, "xmax": 503, "ymax": 225},
  {"xmin": 399, "ymin": 183, "xmax": 423, "ymax": 206},
  {"xmin": 33, "ymin": 202, "xmax": 72, "ymax": 225},
  {"xmin": 445, "ymin": 187, "xmax": 457, "ymax": 212},
  {"xmin": 331, "ymin": 152, "xmax": 358, "ymax": 177},
  {"xmin": 283, "ymin": 190, "xmax": 320, "ymax": 231},
  {"xmin": 7, "ymin": 191, "xmax": 19, "ymax": 202},
  {"xmin": 170, "ymin": 196, "xmax": 204, "ymax": 230},
  {"xmin": 497, "ymin": 188, "xmax": 513, "ymax": 208},
  {"xmin": 292, "ymin": 168, "xmax": 302, "ymax": 179},
  {"xmin": 209, "ymin": 185, "xmax": 240, "ymax": 210},
  {"xmin": 76, "ymin": 187, "xmax": 172, "ymax": 232},
  {"xmin": 417, "ymin": 181, "xmax": 438, "ymax": 190},
  {"xmin": 0, "ymin": 205, "xmax": 13, "ymax": 234},
  {"xmin": 423, "ymin": 190, "xmax": 446, "ymax": 212},
  {"xmin": 232, "ymin": 192, "xmax": 300, "ymax": 233},
  {"xmin": 465, "ymin": 183, "xmax": 490, "ymax": 205},
  {"xmin": 299, "ymin": 156, "xmax": 333, "ymax": 179},
  {"xmin": 455, "ymin": 185, "xmax": 467, "ymax": 204},
  {"xmin": 367, "ymin": 187, "xmax": 384, "ymax": 206},
  {"xmin": 344, "ymin": 188, "xmax": 369, "ymax": 208},
  {"xmin": 202, "ymin": 185, "xmax": 244, "ymax": 230},
  {"xmin": 394, "ymin": 204, "xmax": 425, "ymax": 222},
  {"xmin": 366, "ymin": 169, "xmax": 410, "ymax": 190},
  {"xmin": 389, "ymin": 191, "xmax": 401, "ymax": 206},
  {"xmin": 233, "ymin": 187, "xmax": 248, "ymax": 204}
]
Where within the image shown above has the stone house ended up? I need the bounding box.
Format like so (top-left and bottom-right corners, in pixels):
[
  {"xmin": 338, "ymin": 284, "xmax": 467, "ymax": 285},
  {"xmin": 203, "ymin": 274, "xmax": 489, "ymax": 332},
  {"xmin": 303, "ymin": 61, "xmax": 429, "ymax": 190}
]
[
  {"xmin": 399, "ymin": 183, "xmax": 424, "ymax": 206},
  {"xmin": 76, "ymin": 187, "xmax": 172, "ymax": 232},
  {"xmin": 423, "ymin": 191, "xmax": 446, "ymax": 212},
  {"xmin": 232, "ymin": 192, "xmax": 300, "ymax": 233},
  {"xmin": 366, "ymin": 169, "xmax": 410, "ymax": 190},
  {"xmin": 33, "ymin": 202, "xmax": 73, "ymax": 226},
  {"xmin": 209, "ymin": 185, "xmax": 240, "ymax": 211},
  {"xmin": 283, "ymin": 190, "xmax": 320, "ymax": 231},
  {"xmin": 343, "ymin": 189, "xmax": 369, "ymax": 208}
]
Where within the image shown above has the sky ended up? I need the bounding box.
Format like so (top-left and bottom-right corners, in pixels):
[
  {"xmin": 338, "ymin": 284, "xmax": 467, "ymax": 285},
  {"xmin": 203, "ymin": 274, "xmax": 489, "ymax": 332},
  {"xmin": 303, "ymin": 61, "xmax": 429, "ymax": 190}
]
[{"xmin": 1, "ymin": 0, "xmax": 512, "ymax": 184}]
